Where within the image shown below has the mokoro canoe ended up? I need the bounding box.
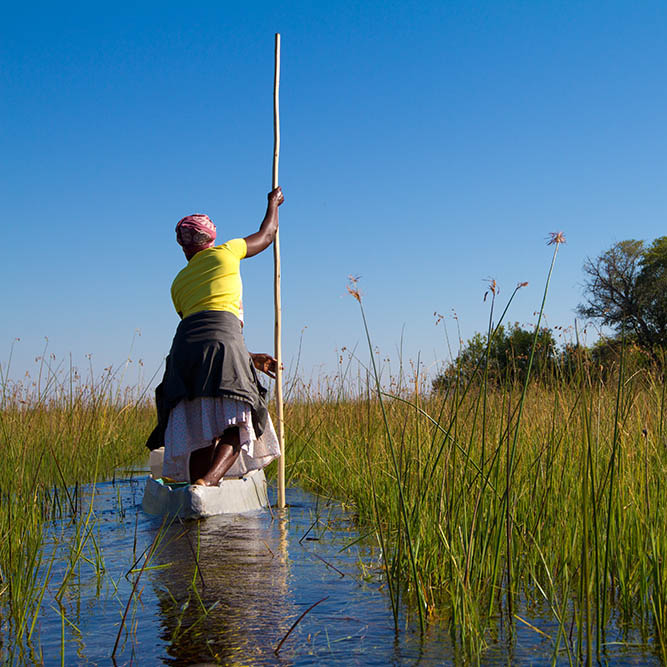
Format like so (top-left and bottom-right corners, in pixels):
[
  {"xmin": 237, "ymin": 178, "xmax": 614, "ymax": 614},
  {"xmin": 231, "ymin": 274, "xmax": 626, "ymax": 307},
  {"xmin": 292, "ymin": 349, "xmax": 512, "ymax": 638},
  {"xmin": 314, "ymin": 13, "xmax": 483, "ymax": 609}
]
[{"xmin": 141, "ymin": 447, "xmax": 269, "ymax": 519}]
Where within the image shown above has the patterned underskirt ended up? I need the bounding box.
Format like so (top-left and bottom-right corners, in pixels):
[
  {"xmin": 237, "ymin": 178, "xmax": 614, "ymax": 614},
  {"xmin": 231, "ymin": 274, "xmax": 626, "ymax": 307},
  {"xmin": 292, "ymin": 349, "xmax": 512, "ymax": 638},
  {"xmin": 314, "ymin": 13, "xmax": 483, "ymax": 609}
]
[{"xmin": 162, "ymin": 396, "xmax": 280, "ymax": 482}]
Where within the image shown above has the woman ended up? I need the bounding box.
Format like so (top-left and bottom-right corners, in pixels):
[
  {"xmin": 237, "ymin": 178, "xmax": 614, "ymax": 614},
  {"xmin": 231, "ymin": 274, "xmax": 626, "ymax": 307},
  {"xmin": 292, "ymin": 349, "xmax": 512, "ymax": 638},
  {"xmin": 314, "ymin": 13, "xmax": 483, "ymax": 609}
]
[{"xmin": 146, "ymin": 187, "xmax": 284, "ymax": 487}]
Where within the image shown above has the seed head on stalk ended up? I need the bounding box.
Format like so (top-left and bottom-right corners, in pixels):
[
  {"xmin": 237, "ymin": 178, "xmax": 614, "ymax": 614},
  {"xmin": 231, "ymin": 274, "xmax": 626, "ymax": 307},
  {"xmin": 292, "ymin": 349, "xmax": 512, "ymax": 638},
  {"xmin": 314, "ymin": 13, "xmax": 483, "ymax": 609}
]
[
  {"xmin": 347, "ymin": 275, "xmax": 362, "ymax": 302},
  {"xmin": 501, "ymin": 229, "xmax": 566, "ymax": 623},
  {"xmin": 483, "ymin": 278, "xmax": 498, "ymax": 302}
]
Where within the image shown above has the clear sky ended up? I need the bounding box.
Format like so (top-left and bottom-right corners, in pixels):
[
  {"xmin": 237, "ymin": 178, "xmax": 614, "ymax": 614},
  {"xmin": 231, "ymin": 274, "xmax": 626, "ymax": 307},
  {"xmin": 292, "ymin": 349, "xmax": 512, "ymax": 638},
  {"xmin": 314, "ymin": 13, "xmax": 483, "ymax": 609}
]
[{"xmin": 2, "ymin": 1, "xmax": 666, "ymax": 391}]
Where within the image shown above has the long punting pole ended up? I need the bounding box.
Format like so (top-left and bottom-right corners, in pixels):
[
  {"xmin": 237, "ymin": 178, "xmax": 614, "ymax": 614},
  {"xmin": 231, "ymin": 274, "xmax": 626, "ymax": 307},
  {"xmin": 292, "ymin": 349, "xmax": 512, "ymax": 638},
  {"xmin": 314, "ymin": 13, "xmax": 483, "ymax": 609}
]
[{"xmin": 273, "ymin": 33, "xmax": 286, "ymax": 509}]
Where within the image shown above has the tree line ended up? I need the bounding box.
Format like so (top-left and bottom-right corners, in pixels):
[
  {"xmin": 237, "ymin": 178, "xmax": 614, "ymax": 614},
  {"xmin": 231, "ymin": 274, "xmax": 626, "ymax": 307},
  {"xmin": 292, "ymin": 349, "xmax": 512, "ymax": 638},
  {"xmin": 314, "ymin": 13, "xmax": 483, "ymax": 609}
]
[{"xmin": 433, "ymin": 236, "xmax": 666, "ymax": 391}]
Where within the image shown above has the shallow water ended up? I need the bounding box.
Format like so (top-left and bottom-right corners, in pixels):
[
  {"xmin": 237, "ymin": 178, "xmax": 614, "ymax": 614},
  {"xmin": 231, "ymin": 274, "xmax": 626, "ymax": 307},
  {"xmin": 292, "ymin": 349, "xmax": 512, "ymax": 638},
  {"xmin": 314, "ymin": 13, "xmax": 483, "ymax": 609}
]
[
  {"xmin": 26, "ymin": 473, "xmax": 451, "ymax": 665},
  {"xmin": 14, "ymin": 470, "xmax": 663, "ymax": 665}
]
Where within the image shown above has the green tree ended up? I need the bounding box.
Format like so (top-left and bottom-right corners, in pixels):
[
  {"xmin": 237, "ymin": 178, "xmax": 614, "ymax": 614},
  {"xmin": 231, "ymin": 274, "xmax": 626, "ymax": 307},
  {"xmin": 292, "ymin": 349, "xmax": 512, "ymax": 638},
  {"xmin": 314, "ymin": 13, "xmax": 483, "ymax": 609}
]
[
  {"xmin": 577, "ymin": 236, "xmax": 667, "ymax": 356},
  {"xmin": 432, "ymin": 322, "xmax": 557, "ymax": 391},
  {"xmin": 637, "ymin": 236, "xmax": 667, "ymax": 345}
]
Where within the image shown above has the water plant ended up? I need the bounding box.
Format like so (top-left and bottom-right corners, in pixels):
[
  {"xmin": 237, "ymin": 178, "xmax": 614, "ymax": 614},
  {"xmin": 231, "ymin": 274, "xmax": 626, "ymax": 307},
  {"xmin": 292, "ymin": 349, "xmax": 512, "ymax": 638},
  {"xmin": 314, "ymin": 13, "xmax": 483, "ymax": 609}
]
[
  {"xmin": 284, "ymin": 234, "xmax": 667, "ymax": 662},
  {"xmin": 0, "ymin": 351, "xmax": 151, "ymax": 662}
]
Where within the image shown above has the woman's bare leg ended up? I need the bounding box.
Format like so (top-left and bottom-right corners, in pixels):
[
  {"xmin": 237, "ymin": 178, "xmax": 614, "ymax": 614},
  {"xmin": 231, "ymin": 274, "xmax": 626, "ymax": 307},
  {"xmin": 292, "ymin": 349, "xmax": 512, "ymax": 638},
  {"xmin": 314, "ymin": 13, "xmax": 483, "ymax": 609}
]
[
  {"xmin": 189, "ymin": 444, "xmax": 215, "ymax": 482},
  {"xmin": 192, "ymin": 426, "xmax": 241, "ymax": 486}
]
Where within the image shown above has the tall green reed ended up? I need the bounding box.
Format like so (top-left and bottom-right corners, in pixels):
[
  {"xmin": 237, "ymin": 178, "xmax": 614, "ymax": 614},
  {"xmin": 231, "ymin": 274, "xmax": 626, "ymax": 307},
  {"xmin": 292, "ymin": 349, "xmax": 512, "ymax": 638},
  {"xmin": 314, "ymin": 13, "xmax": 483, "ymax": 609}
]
[
  {"xmin": 0, "ymin": 352, "xmax": 151, "ymax": 662},
  {"xmin": 284, "ymin": 237, "xmax": 666, "ymax": 662}
]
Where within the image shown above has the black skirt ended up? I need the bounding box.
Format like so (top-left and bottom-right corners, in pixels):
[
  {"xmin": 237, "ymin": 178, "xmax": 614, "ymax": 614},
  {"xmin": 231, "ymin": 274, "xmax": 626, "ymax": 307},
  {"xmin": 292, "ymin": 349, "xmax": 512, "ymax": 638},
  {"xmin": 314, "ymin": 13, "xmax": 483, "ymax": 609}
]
[{"xmin": 145, "ymin": 310, "xmax": 269, "ymax": 450}]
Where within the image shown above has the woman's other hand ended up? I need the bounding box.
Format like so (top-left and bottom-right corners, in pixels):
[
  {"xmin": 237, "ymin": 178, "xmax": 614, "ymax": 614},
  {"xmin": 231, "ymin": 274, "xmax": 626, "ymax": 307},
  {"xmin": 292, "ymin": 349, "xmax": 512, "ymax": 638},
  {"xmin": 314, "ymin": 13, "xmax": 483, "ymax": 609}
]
[{"xmin": 251, "ymin": 352, "xmax": 280, "ymax": 379}]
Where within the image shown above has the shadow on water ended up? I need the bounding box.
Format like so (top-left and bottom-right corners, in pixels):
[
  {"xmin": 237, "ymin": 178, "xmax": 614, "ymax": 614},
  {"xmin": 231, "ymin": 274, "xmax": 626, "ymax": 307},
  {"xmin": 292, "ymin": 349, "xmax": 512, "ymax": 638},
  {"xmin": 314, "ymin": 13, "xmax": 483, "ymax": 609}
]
[{"xmin": 25, "ymin": 468, "xmax": 662, "ymax": 666}]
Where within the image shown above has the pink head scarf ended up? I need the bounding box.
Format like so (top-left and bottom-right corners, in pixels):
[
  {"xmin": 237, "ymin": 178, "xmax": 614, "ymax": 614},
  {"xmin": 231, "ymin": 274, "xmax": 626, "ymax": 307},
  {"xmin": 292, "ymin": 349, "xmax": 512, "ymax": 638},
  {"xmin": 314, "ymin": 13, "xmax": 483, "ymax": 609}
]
[{"xmin": 175, "ymin": 214, "xmax": 217, "ymax": 259}]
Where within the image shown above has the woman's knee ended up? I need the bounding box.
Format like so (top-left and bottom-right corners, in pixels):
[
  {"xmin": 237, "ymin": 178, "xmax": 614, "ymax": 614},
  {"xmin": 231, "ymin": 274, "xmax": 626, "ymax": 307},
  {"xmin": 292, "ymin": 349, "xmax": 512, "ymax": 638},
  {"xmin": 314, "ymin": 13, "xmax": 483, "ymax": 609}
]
[{"xmin": 218, "ymin": 426, "xmax": 241, "ymax": 451}]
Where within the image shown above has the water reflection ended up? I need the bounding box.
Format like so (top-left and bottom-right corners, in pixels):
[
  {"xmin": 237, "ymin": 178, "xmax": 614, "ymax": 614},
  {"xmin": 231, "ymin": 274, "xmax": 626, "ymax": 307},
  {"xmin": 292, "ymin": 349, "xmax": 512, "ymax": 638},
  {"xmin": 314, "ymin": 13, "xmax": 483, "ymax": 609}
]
[
  {"xmin": 140, "ymin": 485, "xmax": 453, "ymax": 666},
  {"xmin": 149, "ymin": 512, "xmax": 293, "ymax": 665}
]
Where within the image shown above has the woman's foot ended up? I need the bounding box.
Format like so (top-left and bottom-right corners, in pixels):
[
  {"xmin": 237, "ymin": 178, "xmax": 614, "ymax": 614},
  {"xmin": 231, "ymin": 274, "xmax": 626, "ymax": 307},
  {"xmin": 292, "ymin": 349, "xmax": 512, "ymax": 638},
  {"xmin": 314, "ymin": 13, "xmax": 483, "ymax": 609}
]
[{"xmin": 193, "ymin": 477, "xmax": 221, "ymax": 487}]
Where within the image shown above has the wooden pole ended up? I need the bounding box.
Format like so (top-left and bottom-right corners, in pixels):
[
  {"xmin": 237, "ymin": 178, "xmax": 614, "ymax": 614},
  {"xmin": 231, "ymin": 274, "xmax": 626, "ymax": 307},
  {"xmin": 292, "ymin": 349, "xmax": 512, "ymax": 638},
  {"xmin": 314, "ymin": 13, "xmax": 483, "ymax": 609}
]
[{"xmin": 273, "ymin": 33, "xmax": 286, "ymax": 509}]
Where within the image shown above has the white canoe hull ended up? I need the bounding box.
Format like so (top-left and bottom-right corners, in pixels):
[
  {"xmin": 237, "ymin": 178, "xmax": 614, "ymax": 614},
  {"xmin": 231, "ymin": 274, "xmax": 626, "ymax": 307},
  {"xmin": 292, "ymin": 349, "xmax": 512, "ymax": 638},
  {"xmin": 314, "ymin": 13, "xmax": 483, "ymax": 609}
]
[
  {"xmin": 141, "ymin": 471, "xmax": 269, "ymax": 519},
  {"xmin": 142, "ymin": 448, "xmax": 269, "ymax": 519}
]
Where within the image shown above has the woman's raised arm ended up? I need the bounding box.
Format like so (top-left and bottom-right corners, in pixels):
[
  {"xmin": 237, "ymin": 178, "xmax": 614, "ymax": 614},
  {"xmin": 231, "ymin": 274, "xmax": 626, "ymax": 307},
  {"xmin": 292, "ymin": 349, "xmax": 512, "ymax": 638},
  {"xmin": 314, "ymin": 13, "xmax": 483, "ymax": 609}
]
[{"xmin": 244, "ymin": 187, "xmax": 284, "ymax": 258}]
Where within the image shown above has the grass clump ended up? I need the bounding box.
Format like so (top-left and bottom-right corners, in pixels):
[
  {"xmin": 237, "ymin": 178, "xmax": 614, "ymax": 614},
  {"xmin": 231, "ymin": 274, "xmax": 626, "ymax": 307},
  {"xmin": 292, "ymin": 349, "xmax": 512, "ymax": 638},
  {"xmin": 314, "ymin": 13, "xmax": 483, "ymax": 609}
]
[
  {"xmin": 0, "ymin": 352, "xmax": 151, "ymax": 661},
  {"xmin": 284, "ymin": 238, "xmax": 667, "ymax": 662},
  {"xmin": 286, "ymin": 340, "xmax": 667, "ymax": 661}
]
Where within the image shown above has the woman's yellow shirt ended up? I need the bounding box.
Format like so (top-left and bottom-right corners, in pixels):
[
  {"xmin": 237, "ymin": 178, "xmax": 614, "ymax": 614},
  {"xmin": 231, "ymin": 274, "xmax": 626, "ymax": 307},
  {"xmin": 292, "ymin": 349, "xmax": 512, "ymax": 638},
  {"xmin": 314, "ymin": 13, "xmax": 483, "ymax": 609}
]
[{"xmin": 171, "ymin": 238, "xmax": 247, "ymax": 321}]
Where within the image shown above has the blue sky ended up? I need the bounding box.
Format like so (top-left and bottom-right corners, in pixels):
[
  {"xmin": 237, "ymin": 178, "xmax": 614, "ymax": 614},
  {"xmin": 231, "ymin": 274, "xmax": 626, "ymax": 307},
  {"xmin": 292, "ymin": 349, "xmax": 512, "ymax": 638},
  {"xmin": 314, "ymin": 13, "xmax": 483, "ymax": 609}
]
[{"xmin": 2, "ymin": 1, "xmax": 666, "ymax": 391}]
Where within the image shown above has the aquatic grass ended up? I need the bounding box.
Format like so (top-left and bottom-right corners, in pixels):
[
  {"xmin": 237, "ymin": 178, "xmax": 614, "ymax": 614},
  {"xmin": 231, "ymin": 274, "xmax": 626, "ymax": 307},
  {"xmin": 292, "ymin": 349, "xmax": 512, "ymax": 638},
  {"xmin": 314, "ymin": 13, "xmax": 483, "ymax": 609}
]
[
  {"xmin": 502, "ymin": 232, "xmax": 565, "ymax": 626},
  {"xmin": 348, "ymin": 275, "xmax": 425, "ymax": 632},
  {"xmin": 0, "ymin": 355, "xmax": 152, "ymax": 662},
  {"xmin": 285, "ymin": 240, "xmax": 666, "ymax": 661},
  {"xmin": 112, "ymin": 514, "xmax": 170, "ymax": 659},
  {"xmin": 287, "ymin": 362, "xmax": 666, "ymax": 659}
]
